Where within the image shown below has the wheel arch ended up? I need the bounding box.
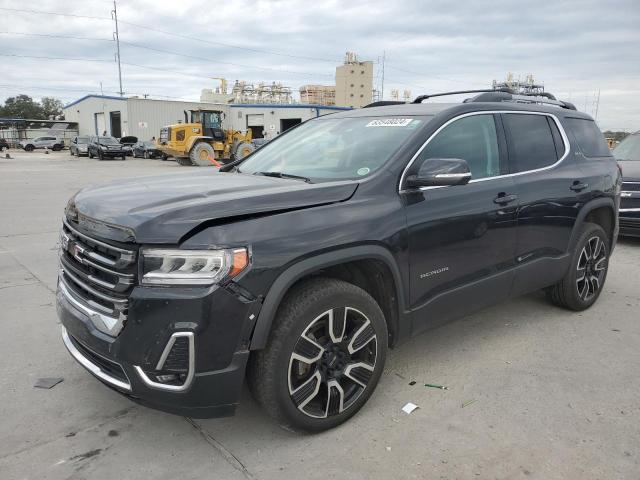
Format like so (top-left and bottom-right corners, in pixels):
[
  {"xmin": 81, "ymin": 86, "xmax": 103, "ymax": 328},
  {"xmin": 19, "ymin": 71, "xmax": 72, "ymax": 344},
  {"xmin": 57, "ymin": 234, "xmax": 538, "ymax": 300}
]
[
  {"xmin": 569, "ymin": 197, "xmax": 617, "ymax": 251},
  {"xmin": 249, "ymin": 245, "xmax": 406, "ymax": 351}
]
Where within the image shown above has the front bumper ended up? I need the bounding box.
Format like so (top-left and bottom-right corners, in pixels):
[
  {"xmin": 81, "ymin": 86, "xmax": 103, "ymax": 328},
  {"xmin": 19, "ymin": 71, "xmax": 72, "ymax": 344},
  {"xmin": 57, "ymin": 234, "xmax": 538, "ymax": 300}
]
[
  {"xmin": 57, "ymin": 276, "xmax": 259, "ymax": 418},
  {"xmin": 619, "ymin": 211, "xmax": 640, "ymax": 237}
]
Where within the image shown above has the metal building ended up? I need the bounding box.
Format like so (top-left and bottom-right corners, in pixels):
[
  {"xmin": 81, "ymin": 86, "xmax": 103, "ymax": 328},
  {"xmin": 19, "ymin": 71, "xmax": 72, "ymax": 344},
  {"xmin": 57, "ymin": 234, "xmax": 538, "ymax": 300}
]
[{"xmin": 62, "ymin": 95, "xmax": 350, "ymax": 141}]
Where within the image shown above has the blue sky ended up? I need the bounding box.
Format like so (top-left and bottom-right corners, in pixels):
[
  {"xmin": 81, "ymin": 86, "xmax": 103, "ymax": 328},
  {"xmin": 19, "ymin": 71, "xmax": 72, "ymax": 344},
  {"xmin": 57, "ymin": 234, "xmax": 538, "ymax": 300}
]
[{"xmin": 1, "ymin": 0, "xmax": 639, "ymax": 130}]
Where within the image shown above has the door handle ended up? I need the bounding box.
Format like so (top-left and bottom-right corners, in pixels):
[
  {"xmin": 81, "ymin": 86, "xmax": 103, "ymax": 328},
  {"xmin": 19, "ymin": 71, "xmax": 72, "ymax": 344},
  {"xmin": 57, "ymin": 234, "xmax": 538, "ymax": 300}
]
[
  {"xmin": 493, "ymin": 193, "xmax": 518, "ymax": 204},
  {"xmin": 570, "ymin": 181, "xmax": 589, "ymax": 192}
]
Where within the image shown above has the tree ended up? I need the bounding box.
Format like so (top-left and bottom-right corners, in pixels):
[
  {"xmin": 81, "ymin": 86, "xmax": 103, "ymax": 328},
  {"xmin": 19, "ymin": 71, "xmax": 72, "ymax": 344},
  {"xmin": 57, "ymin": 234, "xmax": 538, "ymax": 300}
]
[
  {"xmin": 0, "ymin": 95, "xmax": 44, "ymax": 119},
  {"xmin": 41, "ymin": 97, "xmax": 65, "ymax": 119}
]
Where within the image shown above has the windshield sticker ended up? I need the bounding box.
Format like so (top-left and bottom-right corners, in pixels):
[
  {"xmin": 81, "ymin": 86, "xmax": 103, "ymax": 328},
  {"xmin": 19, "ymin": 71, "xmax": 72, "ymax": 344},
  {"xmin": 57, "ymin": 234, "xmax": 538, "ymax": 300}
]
[
  {"xmin": 357, "ymin": 167, "xmax": 370, "ymax": 176},
  {"xmin": 366, "ymin": 118, "xmax": 413, "ymax": 127}
]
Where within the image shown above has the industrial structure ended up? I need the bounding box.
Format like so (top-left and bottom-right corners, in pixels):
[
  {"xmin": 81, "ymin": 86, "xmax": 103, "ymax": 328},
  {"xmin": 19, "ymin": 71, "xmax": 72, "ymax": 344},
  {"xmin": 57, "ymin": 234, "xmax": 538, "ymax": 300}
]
[
  {"xmin": 299, "ymin": 85, "xmax": 336, "ymax": 106},
  {"xmin": 492, "ymin": 73, "xmax": 545, "ymax": 95},
  {"xmin": 62, "ymin": 95, "xmax": 350, "ymax": 142},
  {"xmin": 335, "ymin": 52, "xmax": 374, "ymax": 108},
  {"xmin": 201, "ymin": 79, "xmax": 294, "ymax": 105}
]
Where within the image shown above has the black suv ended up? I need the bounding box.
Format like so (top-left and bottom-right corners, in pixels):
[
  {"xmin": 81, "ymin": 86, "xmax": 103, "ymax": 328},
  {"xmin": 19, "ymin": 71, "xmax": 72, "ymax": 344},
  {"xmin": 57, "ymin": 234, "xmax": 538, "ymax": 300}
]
[
  {"xmin": 87, "ymin": 136, "xmax": 127, "ymax": 160},
  {"xmin": 56, "ymin": 90, "xmax": 620, "ymax": 432}
]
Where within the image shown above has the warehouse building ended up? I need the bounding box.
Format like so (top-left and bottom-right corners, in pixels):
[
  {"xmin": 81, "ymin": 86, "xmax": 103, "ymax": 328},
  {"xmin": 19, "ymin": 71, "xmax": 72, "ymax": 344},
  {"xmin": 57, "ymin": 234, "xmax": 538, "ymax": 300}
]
[{"xmin": 63, "ymin": 95, "xmax": 349, "ymax": 140}]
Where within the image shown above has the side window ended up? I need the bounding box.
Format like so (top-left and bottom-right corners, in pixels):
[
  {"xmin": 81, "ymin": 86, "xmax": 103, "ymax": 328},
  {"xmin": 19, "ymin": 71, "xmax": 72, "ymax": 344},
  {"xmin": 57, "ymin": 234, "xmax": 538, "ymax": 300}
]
[
  {"xmin": 416, "ymin": 114, "xmax": 500, "ymax": 180},
  {"xmin": 503, "ymin": 114, "xmax": 558, "ymax": 173},
  {"xmin": 565, "ymin": 117, "xmax": 611, "ymax": 157}
]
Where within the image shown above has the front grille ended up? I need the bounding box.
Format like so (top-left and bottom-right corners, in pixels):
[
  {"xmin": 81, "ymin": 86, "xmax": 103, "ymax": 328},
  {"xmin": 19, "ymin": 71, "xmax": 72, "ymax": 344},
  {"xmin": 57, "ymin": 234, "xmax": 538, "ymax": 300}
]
[
  {"xmin": 622, "ymin": 181, "xmax": 640, "ymax": 192},
  {"xmin": 59, "ymin": 219, "xmax": 137, "ymax": 336},
  {"xmin": 68, "ymin": 332, "xmax": 129, "ymax": 384},
  {"xmin": 161, "ymin": 336, "xmax": 190, "ymax": 372},
  {"xmin": 621, "ymin": 197, "xmax": 640, "ymax": 210},
  {"xmin": 160, "ymin": 127, "xmax": 170, "ymax": 144}
]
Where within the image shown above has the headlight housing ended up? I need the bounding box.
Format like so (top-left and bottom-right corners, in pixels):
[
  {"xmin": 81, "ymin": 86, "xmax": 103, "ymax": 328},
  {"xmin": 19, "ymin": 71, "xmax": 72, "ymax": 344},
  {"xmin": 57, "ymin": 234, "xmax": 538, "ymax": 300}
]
[{"xmin": 141, "ymin": 248, "xmax": 249, "ymax": 286}]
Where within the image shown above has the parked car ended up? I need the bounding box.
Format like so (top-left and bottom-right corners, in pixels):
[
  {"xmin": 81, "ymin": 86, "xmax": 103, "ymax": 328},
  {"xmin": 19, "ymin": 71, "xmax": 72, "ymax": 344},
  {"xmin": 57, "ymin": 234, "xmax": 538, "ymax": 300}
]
[
  {"xmin": 69, "ymin": 136, "xmax": 90, "ymax": 157},
  {"xmin": 0, "ymin": 138, "xmax": 9, "ymax": 151},
  {"xmin": 612, "ymin": 131, "xmax": 640, "ymax": 237},
  {"xmin": 119, "ymin": 136, "xmax": 138, "ymax": 157},
  {"xmin": 132, "ymin": 140, "xmax": 162, "ymax": 159},
  {"xmin": 87, "ymin": 136, "xmax": 127, "ymax": 160},
  {"xmin": 57, "ymin": 89, "xmax": 619, "ymax": 432},
  {"xmin": 19, "ymin": 136, "xmax": 64, "ymax": 151}
]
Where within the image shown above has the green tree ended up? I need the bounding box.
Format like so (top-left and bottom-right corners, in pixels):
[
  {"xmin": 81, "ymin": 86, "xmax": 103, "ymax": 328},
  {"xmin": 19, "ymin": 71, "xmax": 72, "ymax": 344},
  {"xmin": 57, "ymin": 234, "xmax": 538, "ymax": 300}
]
[
  {"xmin": 0, "ymin": 95, "xmax": 44, "ymax": 119},
  {"xmin": 41, "ymin": 97, "xmax": 65, "ymax": 119}
]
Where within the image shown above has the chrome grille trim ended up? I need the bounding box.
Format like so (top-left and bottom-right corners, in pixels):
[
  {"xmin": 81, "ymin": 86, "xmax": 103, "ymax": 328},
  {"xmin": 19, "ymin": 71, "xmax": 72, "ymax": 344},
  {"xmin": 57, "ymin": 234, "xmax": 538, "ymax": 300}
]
[
  {"xmin": 62, "ymin": 267, "xmax": 127, "ymax": 305},
  {"xmin": 63, "ymin": 217, "xmax": 136, "ymax": 257}
]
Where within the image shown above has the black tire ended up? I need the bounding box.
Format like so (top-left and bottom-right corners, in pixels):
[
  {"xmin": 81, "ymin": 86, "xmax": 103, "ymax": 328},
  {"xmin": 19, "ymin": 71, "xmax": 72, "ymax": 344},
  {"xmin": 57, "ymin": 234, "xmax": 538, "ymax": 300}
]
[
  {"xmin": 24, "ymin": 144, "xmax": 34, "ymax": 152},
  {"xmin": 247, "ymin": 277, "xmax": 387, "ymax": 432},
  {"xmin": 546, "ymin": 222, "xmax": 609, "ymax": 311},
  {"xmin": 88, "ymin": 150, "xmax": 93, "ymax": 158},
  {"xmin": 98, "ymin": 151, "xmax": 104, "ymax": 161},
  {"xmin": 143, "ymin": 151, "xmax": 149, "ymax": 159},
  {"xmin": 52, "ymin": 144, "xmax": 62, "ymax": 151},
  {"xmin": 189, "ymin": 142, "xmax": 216, "ymax": 166},
  {"xmin": 177, "ymin": 157, "xmax": 193, "ymax": 166},
  {"xmin": 121, "ymin": 155, "xmax": 126, "ymax": 160},
  {"xmin": 161, "ymin": 153, "xmax": 169, "ymax": 161}
]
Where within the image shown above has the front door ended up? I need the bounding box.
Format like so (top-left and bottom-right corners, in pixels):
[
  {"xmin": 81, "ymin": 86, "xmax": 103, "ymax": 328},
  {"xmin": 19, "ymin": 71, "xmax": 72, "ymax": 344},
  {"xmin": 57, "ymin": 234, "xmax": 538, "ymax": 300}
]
[{"xmin": 401, "ymin": 113, "xmax": 519, "ymax": 333}]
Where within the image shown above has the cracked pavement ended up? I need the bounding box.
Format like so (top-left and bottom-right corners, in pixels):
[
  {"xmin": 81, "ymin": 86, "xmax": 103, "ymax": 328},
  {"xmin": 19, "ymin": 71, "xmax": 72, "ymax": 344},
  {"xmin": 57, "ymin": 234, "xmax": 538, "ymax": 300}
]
[{"xmin": 1, "ymin": 151, "xmax": 639, "ymax": 479}]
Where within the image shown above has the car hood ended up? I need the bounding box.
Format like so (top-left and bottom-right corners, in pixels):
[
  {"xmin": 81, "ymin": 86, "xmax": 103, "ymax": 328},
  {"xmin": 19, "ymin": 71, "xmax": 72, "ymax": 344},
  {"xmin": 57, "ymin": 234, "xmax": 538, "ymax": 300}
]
[
  {"xmin": 72, "ymin": 170, "xmax": 358, "ymax": 243},
  {"xmin": 619, "ymin": 161, "xmax": 640, "ymax": 182}
]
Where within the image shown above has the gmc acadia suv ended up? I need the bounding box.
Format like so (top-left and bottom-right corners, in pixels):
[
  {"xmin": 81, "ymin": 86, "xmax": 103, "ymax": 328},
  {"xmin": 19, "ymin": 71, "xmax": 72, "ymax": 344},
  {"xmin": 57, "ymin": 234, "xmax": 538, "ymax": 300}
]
[{"xmin": 56, "ymin": 90, "xmax": 620, "ymax": 432}]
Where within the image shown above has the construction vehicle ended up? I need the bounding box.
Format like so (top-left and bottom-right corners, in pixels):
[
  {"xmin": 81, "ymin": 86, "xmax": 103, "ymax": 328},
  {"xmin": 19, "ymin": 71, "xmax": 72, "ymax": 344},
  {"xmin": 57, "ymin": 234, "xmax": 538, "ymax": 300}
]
[{"xmin": 158, "ymin": 109, "xmax": 254, "ymax": 166}]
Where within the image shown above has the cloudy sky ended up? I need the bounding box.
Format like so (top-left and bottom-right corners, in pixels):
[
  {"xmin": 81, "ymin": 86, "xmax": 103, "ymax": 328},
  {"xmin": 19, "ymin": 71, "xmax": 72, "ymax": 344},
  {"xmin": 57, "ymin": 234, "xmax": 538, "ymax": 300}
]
[{"xmin": 1, "ymin": 0, "xmax": 639, "ymax": 130}]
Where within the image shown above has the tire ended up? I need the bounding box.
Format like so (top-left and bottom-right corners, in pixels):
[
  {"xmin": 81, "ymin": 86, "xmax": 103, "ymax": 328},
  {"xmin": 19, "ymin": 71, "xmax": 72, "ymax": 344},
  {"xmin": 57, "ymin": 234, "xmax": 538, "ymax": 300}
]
[
  {"xmin": 24, "ymin": 144, "xmax": 34, "ymax": 152},
  {"xmin": 546, "ymin": 222, "xmax": 609, "ymax": 311},
  {"xmin": 161, "ymin": 153, "xmax": 169, "ymax": 161},
  {"xmin": 247, "ymin": 278, "xmax": 388, "ymax": 432},
  {"xmin": 234, "ymin": 141, "xmax": 255, "ymax": 160},
  {"xmin": 189, "ymin": 142, "xmax": 216, "ymax": 166},
  {"xmin": 98, "ymin": 151, "xmax": 104, "ymax": 161},
  {"xmin": 52, "ymin": 144, "xmax": 62, "ymax": 152},
  {"xmin": 88, "ymin": 150, "xmax": 93, "ymax": 158},
  {"xmin": 121, "ymin": 155, "xmax": 126, "ymax": 160},
  {"xmin": 177, "ymin": 157, "xmax": 192, "ymax": 166},
  {"xmin": 143, "ymin": 151, "xmax": 149, "ymax": 159}
]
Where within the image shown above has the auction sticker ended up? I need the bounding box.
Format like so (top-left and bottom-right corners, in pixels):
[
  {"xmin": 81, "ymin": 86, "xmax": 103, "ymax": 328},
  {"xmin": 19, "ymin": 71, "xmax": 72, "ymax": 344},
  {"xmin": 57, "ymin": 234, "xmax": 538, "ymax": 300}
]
[{"xmin": 366, "ymin": 118, "xmax": 413, "ymax": 127}]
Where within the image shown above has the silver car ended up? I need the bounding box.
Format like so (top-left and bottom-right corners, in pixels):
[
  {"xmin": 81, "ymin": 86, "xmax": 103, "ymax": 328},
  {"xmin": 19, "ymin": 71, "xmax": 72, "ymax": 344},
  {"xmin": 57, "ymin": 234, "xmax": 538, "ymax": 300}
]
[
  {"xmin": 69, "ymin": 136, "xmax": 90, "ymax": 156},
  {"xmin": 19, "ymin": 136, "xmax": 64, "ymax": 152}
]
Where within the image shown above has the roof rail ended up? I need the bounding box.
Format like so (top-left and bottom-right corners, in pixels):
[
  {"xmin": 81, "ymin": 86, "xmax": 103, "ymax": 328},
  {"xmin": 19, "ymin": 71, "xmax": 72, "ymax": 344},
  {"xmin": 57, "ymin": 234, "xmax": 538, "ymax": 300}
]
[
  {"xmin": 411, "ymin": 88, "xmax": 576, "ymax": 111},
  {"xmin": 363, "ymin": 100, "xmax": 406, "ymax": 108},
  {"xmin": 412, "ymin": 89, "xmax": 514, "ymax": 104}
]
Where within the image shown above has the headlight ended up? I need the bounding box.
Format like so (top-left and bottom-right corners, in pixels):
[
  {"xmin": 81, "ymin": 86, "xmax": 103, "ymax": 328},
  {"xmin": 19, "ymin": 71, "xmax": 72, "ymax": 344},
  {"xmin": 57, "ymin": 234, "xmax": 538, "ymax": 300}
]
[{"xmin": 141, "ymin": 248, "xmax": 248, "ymax": 286}]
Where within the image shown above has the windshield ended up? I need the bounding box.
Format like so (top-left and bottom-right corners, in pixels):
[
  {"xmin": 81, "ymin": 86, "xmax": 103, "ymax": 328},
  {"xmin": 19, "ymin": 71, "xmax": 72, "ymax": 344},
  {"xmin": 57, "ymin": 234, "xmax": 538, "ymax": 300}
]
[
  {"xmin": 77, "ymin": 136, "xmax": 89, "ymax": 144},
  {"xmin": 613, "ymin": 134, "xmax": 640, "ymax": 161},
  {"xmin": 238, "ymin": 116, "xmax": 426, "ymax": 181},
  {"xmin": 98, "ymin": 137, "xmax": 120, "ymax": 145}
]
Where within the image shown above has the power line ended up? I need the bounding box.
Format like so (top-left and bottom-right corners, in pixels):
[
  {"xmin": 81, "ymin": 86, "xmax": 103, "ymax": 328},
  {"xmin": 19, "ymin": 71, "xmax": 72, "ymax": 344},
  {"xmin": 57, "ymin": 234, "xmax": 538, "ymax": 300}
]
[
  {"xmin": 0, "ymin": 31, "xmax": 113, "ymax": 42},
  {"xmin": 0, "ymin": 53, "xmax": 112, "ymax": 63},
  {"xmin": 0, "ymin": 7, "xmax": 110, "ymax": 21},
  {"xmin": 119, "ymin": 40, "xmax": 334, "ymax": 78}
]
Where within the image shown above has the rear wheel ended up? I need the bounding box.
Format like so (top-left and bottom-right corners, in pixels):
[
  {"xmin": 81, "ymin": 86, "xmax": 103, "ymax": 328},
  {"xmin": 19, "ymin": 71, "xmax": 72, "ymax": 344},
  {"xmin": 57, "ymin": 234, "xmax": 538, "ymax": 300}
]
[
  {"xmin": 143, "ymin": 151, "xmax": 149, "ymax": 159},
  {"xmin": 52, "ymin": 144, "xmax": 62, "ymax": 151},
  {"xmin": 189, "ymin": 142, "xmax": 216, "ymax": 166},
  {"xmin": 88, "ymin": 150, "xmax": 94, "ymax": 158},
  {"xmin": 248, "ymin": 278, "xmax": 387, "ymax": 432},
  {"xmin": 546, "ymin": 222, "xmax": 609, "ymax": 311},
  {"xmin": 24, "ymin": 144, "xmax": 34, "ymax": 152}
]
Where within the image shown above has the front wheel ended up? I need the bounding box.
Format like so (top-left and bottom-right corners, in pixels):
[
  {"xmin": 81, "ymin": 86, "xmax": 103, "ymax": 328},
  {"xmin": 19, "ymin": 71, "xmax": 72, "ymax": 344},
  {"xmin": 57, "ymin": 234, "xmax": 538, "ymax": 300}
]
[
  {"xmin": 248, "ymin": 278, "xmax": 387, "ymax": 432},
  {"xmin": 189, "ymin": 142, "xmax": 216, "ymax": 166},
  {"xmin": 546, "ymin": 222, "xmax": 609, "ymax": 311}
]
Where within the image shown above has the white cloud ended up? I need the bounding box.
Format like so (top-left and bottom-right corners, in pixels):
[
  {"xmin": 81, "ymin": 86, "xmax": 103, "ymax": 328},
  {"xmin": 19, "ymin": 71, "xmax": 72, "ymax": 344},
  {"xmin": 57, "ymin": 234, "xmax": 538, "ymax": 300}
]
[{"xmin": 0, "ymin": 0, "xmax": 638, "ymax": 130}]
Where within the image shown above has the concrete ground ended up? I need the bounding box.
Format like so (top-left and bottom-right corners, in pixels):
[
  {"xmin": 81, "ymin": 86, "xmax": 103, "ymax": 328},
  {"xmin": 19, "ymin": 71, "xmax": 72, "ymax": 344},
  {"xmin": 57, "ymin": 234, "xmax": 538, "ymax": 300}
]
[{"xmin": 0, "ymin": 150, "xmax": 638, "ymax": 480}]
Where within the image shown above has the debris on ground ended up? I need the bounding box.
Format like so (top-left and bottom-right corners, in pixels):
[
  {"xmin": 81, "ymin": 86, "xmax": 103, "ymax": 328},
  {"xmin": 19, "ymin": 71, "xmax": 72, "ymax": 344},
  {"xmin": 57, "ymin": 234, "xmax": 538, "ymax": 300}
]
[
  {"xmin": 34, "ymin": 377, "xmax": 64, "ymax": 389},
  {"xmin": 425, "ymin": 383, "xmax": 449, "ymax": 390},
  {"xmin": 402, "ymin": 402, "xmax": 419, "ymax": 414},
  {"xmin": 461, "ymin": 399, "xmax": 477, "ymax": 408},
  {"xmin": 409, "ymin": 380, "xmax": 416, "ymax": 386}
]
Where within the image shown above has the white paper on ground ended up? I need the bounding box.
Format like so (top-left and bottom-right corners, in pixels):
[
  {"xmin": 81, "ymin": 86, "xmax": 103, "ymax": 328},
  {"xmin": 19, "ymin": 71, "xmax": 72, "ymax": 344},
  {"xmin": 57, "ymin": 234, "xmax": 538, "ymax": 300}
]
[{"xmin": 402, "ymin": 402, "xmax": 419, "ymax": 414}]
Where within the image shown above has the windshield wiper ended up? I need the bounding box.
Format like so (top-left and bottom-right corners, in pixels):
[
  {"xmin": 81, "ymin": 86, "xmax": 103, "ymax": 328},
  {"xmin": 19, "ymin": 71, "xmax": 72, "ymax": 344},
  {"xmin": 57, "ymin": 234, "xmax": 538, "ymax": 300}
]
[{"xmin": 253, "ymin": 171, "xmax": 312, "ymax": 183}]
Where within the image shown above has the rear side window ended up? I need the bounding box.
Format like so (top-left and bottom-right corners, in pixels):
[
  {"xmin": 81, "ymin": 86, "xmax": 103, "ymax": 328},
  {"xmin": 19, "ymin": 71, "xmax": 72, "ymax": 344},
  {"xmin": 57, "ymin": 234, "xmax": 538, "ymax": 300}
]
[
  {"xmin": 565, "ymin": 118, "xmax": 611, "ymax": 157},
  {"xmin": 503, "ymin": 114, "xmax": 558, "ymax": 173}
]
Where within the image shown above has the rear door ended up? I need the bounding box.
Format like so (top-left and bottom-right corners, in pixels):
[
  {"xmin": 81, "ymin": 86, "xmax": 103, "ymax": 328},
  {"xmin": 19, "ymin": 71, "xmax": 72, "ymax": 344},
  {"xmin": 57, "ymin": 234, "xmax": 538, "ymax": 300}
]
[
  {"xmin": 402, "ymin": 113, "xmax": 519, "ymax": 333},
  {"xmin": 502, "ymin": 112, "xmax": 583, "ymax": 294}
]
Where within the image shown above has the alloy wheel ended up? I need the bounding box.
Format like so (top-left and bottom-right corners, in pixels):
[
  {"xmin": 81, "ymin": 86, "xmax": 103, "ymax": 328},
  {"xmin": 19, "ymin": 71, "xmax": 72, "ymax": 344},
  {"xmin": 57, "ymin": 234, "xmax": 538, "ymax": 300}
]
[
  {"xmin": 576, "ymin": 235, "xmax": 607, "ymax": 301},
  {"xmin": 288, "ymin": 307, "xmax": 377, "ymax": 419}
]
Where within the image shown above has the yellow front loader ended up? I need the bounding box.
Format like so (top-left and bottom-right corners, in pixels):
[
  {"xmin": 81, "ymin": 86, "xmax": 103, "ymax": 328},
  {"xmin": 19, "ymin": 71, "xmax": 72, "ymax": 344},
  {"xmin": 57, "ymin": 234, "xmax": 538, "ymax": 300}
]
[{"xmin": 158, "ymin": 109, "xmax": 254, "ymax": 166}]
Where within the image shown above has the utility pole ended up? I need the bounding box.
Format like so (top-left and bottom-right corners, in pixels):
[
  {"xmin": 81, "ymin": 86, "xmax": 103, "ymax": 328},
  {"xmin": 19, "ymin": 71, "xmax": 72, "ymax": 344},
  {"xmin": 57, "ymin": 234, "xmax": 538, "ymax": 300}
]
[
  {"xmin": 380, "ymin": 50, "xmax": 386, "ymax": 101},
  {"xmin": 112, "ymin": 0, "xmax": 124, "ymax": 96},
  {"xmin": 594, "ymin": 89, "xmax": 601, "ymax": 121}
]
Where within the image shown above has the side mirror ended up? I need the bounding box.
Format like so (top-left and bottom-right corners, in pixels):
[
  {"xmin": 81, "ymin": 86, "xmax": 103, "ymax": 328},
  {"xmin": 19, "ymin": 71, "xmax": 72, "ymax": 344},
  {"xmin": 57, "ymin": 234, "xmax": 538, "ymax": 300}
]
[{"xmin": 406, "ymin": 158, "xmax": 472, "ymax": 188}]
